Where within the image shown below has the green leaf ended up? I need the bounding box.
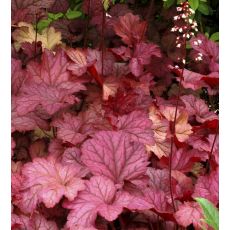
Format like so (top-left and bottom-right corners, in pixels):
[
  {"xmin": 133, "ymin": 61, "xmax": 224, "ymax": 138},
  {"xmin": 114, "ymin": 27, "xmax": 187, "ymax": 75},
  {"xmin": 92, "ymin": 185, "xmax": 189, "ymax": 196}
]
[
  {"xmin": 48, "ymin": 12, "xmax": 64, "ymax": 20},
  {"xmin": 177, "ymin": 0, "xmax": 185, "ymax": 4},
  {"xmin": 65, "ymin": 9, "xmax": 82, "ymax": 19},
  {"xmin": 205, "ymin": 32, "xmax": 209, "ymax": 38},
  {"xmin": 37, "ymin": 18, "xmax": 52, "ymax": 33},
  {"xmin": 189, "ymin": 0, "xmax": 199, "ymax": 11},
  {"xmin": 198, "ymin": 2, "xmax": 212, "ymax": 15},
  {"xmin": 163, "ymin": 0, "xmax": 175, "ymax": 8},
  {"xmin": 210, "ymin": 32, "xmax": 219, "ymax": 42},
  {"xmin": 103, "ymin": 0, "xmax": 110, "ymax": 11},
  {"xmin": 195, "ymin": 197, "xmax": 219, "ymax": 230}
]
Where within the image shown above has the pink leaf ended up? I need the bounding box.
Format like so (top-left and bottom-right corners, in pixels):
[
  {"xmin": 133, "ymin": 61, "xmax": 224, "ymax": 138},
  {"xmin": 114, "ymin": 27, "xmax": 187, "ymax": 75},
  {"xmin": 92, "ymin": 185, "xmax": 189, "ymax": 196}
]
[
  {"xmin": 12, "ymin": 58, "xmax": 28, "ymax": 95},
  {"xmin": 159, "ymin": 148, "xmax": 199, "ymax": 172},
  {"xmin": 28, "ymin": 213, "xmax": 58, "ymax": 230},
  {"xmin": 52, "ymin": 113, "xmax": 87, "ymax": 145},
  {"xmin": 16, "ymin": 49, "xmax": 86, "ymax": 115},
  {"xmin": 11, "ymin": 213, "xmax": 29, "ymax": 229},
  {"xmin": 181, "ymin": 95, "xmax": 217, "ymax": 123},
  {"xmin": 174, "ymin": 202, "xmax": 203, "ymax": 228},
  {"xmin": 190, "ymin": 34, "xmax": 219, "ymax": 72},
  {"xmin": 144, "ymin": 188, "xmax": 173, "ymax": 214},
  {"xmin": 19, "ymin": 157, "xmax": 85, "ymax": 212},
  {"xmin": 146, "ymin": 168, "xmax": 172, "ymax": 195},
  {"xmin": 81, "ymin": 131, "xmax": 149, "ymax": 184},
  {"xmin": 180, "ymin": 69, "xmax": 205, "ymax": 90},
  {"xmin": 66, "ymin": 48, "xmax": 88, "ymax": 76},
  {"xmin": 12, "ymin": 98, "xmax": 49, "ymax": 132},
  {"xmin": 16, "ymin": 82, "xmax": 77, "ymax": 115},
  {"xmin": 115, "ymin": 110, "xmax": 155, "ymax": 145},
  {"xmin": 64, "ymin": 176, "xmax": 135, "ymax": 228},
  {"xmin": 192, "ymin": 169, "xmax": 219, "ymax": 205},
  {"xmin": 87, "ymin": 48, "xmax": 115, "ymax": 76}
]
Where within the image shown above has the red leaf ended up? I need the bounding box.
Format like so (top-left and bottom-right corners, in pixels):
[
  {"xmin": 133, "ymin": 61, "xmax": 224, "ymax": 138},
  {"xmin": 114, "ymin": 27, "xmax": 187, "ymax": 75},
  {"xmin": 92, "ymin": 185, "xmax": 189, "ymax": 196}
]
[
  {"xmin": 113, "ymin": 13, "xmax": 147, "ymax": 46},
  {"xmin": 81, "ymin": 131, "xmax": 148, "ymax": 184},
  {"xmin": 129, "ymin": 42, "xmax": 161, "ymax": 77}
]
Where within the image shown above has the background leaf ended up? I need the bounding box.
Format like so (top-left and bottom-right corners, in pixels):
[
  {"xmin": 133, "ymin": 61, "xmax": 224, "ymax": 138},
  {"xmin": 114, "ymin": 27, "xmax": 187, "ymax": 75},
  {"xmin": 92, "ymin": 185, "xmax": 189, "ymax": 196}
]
[
  {"xmin": 189, "ymin": 0, "xmax": 199, "ymax": 11},
  {"xmin": 163, "ymin": 0, "xmax": 175, "ymax": 8},
  {"xmin": 210, "ymin": 32, "xmax": 219, "ymax": 42},
  {"xmin": 198, "ymin": 2, "xmax": 213, "ymax": 15}
]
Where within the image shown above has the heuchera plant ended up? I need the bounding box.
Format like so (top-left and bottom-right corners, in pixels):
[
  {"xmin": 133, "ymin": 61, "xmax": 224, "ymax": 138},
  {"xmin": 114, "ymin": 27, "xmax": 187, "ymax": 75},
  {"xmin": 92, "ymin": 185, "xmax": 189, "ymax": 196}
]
[{"xmin": 11, "ymin": 0, "xmax": 219, "ymax": 229}]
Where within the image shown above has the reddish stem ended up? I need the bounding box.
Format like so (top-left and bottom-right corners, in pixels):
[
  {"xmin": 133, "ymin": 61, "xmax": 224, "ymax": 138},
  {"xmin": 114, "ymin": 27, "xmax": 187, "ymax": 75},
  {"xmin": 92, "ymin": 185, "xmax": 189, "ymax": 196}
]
[
  {"xmin": 206, "ymin": 124, "xmax": 219, "ymax": 173},
  {"xmin": 34, "ymin": 13, "xmax": 38, "ymax": 55},
  {"xmin": 101, "ymin": 6, "xmax": 106, "ymax": 78},
  {"xmin": 84, "ymin": 0, "xmax": 91, "ymax": 48},
  {"xmin": 168, "ymin": 31, "xmax": 187, "ymax": 212}
]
